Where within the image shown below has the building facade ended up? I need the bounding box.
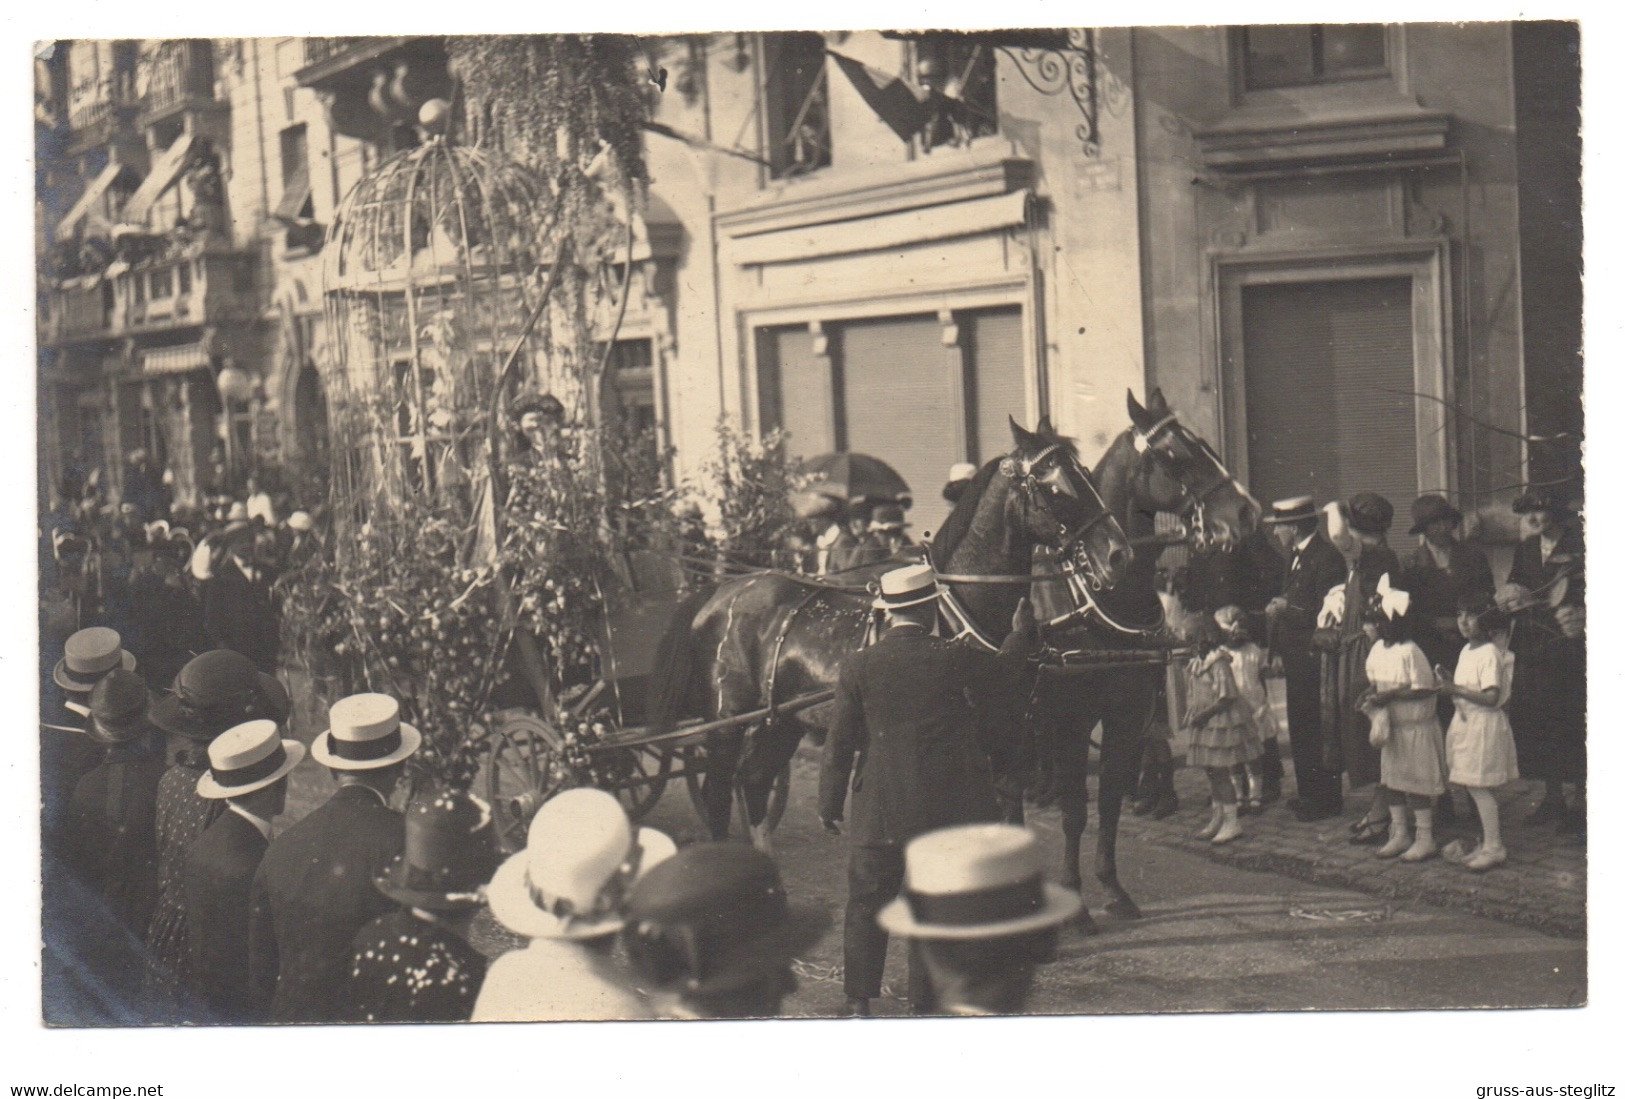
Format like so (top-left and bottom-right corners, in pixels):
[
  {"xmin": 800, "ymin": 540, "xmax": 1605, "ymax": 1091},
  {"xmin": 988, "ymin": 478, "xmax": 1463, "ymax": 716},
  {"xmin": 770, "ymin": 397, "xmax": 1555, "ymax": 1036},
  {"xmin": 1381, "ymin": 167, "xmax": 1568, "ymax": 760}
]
[{"xmin": 35, "ymin": 27, "xmax": 1580, "ymax": 542}]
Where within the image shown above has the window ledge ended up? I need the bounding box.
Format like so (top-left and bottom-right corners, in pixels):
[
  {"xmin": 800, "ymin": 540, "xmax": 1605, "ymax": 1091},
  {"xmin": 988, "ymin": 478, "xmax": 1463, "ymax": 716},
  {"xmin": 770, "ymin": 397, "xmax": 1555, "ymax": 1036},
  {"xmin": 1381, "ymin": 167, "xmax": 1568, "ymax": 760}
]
[
  {"xmin": 1196, "ymin": 106, "xmax": 1452, "ymax": 174},
  {"xmin": 718, "ymin": 140, "xmax": 1033, "ymax": 240}
]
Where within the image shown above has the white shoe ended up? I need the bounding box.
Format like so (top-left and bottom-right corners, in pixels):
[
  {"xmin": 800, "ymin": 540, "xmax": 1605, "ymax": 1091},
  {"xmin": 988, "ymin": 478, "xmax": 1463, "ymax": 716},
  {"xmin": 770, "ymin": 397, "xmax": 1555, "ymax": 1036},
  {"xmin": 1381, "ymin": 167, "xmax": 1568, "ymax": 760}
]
[
  {"xmin": 1465, "ymin": 844, "xmax": 1506, "ymax": 871},
  {"xmin": 1399, "ymin": 837, "xmax": 1438, "ymax": 862},
  {"xmin": 1375, "ymin": 830, "xmax": 1412, "ymax": 859}
]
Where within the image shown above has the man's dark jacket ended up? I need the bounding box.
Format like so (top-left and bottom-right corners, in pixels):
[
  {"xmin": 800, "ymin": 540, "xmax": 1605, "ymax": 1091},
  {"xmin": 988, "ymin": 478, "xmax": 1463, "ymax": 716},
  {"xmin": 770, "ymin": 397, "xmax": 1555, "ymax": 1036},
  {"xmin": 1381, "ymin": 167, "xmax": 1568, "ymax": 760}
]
[
  {"xmin": 248, "ymin": 785, "xmax": 402, "ymax": 1023},
  {"xmin": 820, "ymin": 623, "xmax": 1031, "ymax": 846},
  {"xmin": 1271, "ymin": 532, "xmax": 1346, "ymax": 653},
  {"xmin": 185, "ymin": 808, "xmax": 271, "ymax": 1023}
]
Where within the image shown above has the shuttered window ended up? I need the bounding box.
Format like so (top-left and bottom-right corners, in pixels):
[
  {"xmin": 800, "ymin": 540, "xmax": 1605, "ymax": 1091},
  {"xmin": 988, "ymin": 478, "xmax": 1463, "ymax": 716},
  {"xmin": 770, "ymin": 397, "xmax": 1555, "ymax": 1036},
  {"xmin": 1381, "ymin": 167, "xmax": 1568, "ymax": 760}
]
[
  {"xmin": 964, "ymin": 305, "xmax": 1025, "ymax": 465},
  {"xmin": 757, "ymin": 325, "xmax": 835, "ymax": 456},
  {"xmin": 1241, "ymin": 276, "xmax": 1418, "ymax": 515}
]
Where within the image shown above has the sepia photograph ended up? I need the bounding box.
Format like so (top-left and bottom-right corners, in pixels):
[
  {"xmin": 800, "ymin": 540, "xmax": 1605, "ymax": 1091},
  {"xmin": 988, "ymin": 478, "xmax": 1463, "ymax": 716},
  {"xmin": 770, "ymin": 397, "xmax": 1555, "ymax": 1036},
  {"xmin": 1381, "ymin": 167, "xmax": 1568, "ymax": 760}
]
[{"xmin": 16, "ymin": 6, "xmax": 1612, "ymax": 1083}]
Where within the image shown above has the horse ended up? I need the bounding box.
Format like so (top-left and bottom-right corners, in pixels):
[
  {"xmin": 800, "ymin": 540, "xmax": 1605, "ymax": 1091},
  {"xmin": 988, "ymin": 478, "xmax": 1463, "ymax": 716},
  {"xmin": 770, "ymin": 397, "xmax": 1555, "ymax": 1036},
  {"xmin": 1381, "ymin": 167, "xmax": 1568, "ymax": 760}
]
[
  {"xmin": 1033, "ymin": 388, "xmax": 1260, "ymax": 929},
  {"xmin": 647, "ymin": 417, "xmax": 1134, "ymax": 848}
]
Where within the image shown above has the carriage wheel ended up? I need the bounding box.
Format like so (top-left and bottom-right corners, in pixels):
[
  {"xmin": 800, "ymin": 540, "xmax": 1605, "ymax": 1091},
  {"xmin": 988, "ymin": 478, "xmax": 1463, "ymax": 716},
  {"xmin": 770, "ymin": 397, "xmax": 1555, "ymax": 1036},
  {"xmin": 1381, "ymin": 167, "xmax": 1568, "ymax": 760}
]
[
  {"xmin": 484, "ymin": 711, "xmax": 569, "ymax": 854},
  {"xmin": 594, "ymin": 745, "xmax": 671, "ymax": 823}
]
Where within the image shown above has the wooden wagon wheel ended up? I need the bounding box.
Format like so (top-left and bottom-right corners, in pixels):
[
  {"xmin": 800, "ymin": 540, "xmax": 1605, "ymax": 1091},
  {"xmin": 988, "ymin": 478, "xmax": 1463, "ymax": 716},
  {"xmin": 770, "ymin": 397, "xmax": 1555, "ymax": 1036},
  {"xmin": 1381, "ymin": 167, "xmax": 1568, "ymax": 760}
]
[
  {"xmin": 484, "ymin": 710, "xmax": 569, "ymax": 854},
  {"xmin": 591, "ymin": 743, "xmax": 672, "ymax": 824}
]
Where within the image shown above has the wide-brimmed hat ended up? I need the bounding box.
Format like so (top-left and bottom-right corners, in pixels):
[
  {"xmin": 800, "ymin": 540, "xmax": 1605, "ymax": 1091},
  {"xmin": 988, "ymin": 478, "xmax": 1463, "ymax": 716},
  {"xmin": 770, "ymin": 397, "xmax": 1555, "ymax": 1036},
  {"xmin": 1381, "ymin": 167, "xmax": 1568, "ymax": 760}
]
[
  {"xmin": 150, "ymin": 650, "xmax": 291, "ymax": 741},
  {"xmin": 622, "ymin": 843, "xmax": 831, "ymax": 999},
  {"xmin": 309, "ymin": 693, "xmax": 422, "ymax": 770},
  {"xmin": 1345, "ymin": 492, "xmax": 1395, "ymax": 536},
  {"xmin": 487, "ymin": 788, "xmax": 675, "ymax": 940},
  {"xmin": 197, "ymin": 719, "xmax": 305, "ymax": 799},
  {"xmin": 878, "ymin": 823, "xmax": 1081, "ymax": 940},
  {"xmin": 1408, "ymin": 494, "xmax": 1463, "ymax": 535},
  {"xmin": 1263, "ymin": 495, "xmax": 1317, "ymax": 526},
  {"xmin": 53, "ymin": 627, "xmax": 138, "ymax": 693},
  {"xmin": 873, "ymin": 562, "xmax": 939, "ymax": 610},
  {"xmin": 868, "ymin": 503, "xmax": 909, "ymax": 532},
  {"xmin": 1512, "ymin": 487, "xmax": 1572, "ymax": 516},
  {"xmin": 87, "ymin": 668, "xmax": 153, "ymax": 745},
  {"xmin": 511, "ymin": 391, "xmax": 565, "ymax": 422},
  {"xmin": 375, "ymin": 791, "xmax": 500, "ymax": 912}
]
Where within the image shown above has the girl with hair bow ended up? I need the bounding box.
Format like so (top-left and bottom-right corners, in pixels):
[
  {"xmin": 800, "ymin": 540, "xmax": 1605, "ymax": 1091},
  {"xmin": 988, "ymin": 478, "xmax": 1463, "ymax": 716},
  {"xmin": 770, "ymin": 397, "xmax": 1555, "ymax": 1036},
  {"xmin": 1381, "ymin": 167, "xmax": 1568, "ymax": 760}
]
[{"xmin": 1357, "ymin": 575, "xmax": 1447, "ymax": 861}]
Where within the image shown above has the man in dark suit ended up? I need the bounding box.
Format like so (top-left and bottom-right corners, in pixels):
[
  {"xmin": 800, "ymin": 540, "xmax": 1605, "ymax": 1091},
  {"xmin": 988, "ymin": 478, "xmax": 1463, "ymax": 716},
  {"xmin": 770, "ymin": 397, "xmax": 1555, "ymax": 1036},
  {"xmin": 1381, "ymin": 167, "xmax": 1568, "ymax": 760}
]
[
  {"xmin": 202, "ymin": 521, "xmax": 280, "ymax": 674},
  {"xmin": 1263, "ymin": 496, "xmax": 1347, "ymax": 821},
  {"xmin": 249, "ymin": 693, "xmax": 419, "ymax": 1023},
  {"xmin": 185, "ymin": 719, "xmax": 303, "ymax": 1023},
  {"xmin": 820, "ymin": 563, "xmax": 1037, "ymax": 1017}
]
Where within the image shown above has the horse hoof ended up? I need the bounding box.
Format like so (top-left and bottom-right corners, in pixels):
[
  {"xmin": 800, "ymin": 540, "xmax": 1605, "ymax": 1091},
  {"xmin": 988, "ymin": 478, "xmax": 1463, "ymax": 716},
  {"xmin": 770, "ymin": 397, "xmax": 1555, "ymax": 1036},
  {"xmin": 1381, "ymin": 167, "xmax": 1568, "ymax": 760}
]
[
  {"xmin": 1105, "ymin": 897, "xmax": 1142, "ymax": 920},
  {"xmin": 748, "ymin": 823, "xmax": 774, "ymax": 856},
  {"xmin": 1072, "ymin": 908, "xmax": 1101, "ymax": 936}
]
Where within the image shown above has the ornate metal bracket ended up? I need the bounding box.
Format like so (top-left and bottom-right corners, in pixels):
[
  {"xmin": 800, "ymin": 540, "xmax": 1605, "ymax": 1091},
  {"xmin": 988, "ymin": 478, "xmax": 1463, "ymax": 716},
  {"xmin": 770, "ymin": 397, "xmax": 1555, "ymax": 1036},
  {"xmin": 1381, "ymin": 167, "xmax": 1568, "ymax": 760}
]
[{"xmin": 999, "ymin": 29, "xmax": 1103, "ymax": 157}]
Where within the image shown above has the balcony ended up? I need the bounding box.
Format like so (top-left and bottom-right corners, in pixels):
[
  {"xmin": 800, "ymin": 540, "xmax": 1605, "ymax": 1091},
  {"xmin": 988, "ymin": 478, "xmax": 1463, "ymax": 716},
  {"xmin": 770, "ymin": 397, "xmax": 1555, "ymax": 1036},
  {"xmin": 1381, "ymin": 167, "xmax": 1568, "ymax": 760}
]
[
  {"xmin": 42, "ymin": 281, "xmax": 116, "ymax": 344},
  {"xmin": 43, "ymin": 249, "xmax": 256, "ymax": 348},
  {"xmin": 64, "ymin": 74, "xmax": 139, "ymax": 154},
  {"xmin": 140, "ymin": 40, "xmax": 220, "ymax": 126},
  {"xmin": 294, "ymin": 36, "xmax": 450, "ymax": 148}
]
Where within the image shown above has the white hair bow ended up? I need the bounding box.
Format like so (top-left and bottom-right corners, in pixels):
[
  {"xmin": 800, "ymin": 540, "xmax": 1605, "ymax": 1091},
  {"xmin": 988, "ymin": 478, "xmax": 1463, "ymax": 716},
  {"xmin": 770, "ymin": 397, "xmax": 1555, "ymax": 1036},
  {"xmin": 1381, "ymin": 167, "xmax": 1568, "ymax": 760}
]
[{"xmin": 1376, "ymin": 572, "xmax": 1410, "ymax": 620}]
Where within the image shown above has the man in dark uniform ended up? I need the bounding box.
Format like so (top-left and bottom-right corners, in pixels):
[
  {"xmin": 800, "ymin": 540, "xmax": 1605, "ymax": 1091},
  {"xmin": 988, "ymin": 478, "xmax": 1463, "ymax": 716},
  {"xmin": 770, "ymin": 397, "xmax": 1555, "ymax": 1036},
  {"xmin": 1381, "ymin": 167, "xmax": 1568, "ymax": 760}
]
[
  {"xmin": 202, "ymin": 520, "xmax": 280, "ymax": 674},
  {"xmin": 185, "ymin": 719, "xmax": 303, "ymax": 1023},
  {"xmin": 249, "ymin": 693, "xmax": 419, "ymax": 1023},
  {"xmin": 1263, "ymin": 496, "xmax": 1347, "ymax": 821},
  {"xmin": 820, "ymin": 562, "xmax": 1037, "ymax": 1017},
  {"xmin": 344, "ymin": 790, "xmax": 497, "ymax": 1023}
]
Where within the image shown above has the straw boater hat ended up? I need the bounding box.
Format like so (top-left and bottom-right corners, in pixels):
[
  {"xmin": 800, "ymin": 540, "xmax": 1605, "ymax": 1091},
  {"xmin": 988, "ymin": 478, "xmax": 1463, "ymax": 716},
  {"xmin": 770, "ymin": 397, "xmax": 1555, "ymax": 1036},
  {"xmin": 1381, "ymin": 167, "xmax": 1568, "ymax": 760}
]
[
  {"xmin": 946, "ymin": 461, "xmax": 977, "ymax": 487},
  {"xmin": 53, "ymin": 627, "xmax": 138, "ymax": 693},
  {"xmin": 487, "ymin": 788, "xmax": 675, "ymax": 941},
  {"xmin": 310, "ymin": 693, "xmax": 422, "ymax": 770},
  {"xmin": 878, "ymin": 823, "xmax": 1081, "ymax": 940},
  {"xmin": 196, "ymin": 719, "xmax": 305, "ymax": 799},
  {"xmin": 873, "ymin": 562, "xmax": 939, "ymax": 610},
  {"xmin": 1263, "ymin": 495, "xmax": 1317, "ymax": 526},
  {"xmin": 374, "ymin": 791, "xmax": 500, "ymax": 913},
  {"xmin": 621, "ymin": 843, "xmax": 831, "ymax": 999},
  {"xmin": 150, "ymin": 650, "xmax": 291, "ymax": 741},
  {"xmin": 86, "ymin": 668, "xmax": 153, "ymax": 746}
]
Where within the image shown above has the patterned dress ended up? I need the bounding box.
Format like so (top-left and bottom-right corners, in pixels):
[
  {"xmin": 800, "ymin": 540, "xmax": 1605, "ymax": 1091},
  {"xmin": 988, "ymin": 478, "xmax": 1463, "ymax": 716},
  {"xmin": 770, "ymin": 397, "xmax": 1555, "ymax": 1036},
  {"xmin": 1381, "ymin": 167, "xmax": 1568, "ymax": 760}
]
[
  {"xmin": 1446, "ymin": 641, "xmax": 1519, "ymax": 789},
  {"xmin": 345, "ymin": 910, "xmax": 487, "ymax": 1024},
  {"xmin": 1364, "ymin": 640, "xmax": 1447, "ymax": 797},
  {"xmin": 142, "ymin": 747, "xmax": 226, "ymax": 1021},
  {"xmin": 1182, "ymin": 650, "xmax": 1261, "ymax": 768}
]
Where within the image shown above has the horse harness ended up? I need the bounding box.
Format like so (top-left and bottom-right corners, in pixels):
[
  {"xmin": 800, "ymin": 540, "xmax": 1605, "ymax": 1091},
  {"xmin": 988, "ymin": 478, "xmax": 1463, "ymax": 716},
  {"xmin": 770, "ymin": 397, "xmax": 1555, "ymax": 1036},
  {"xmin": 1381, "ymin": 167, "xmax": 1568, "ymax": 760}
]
[{"xmin": 1134, "ymin": 412, "xmax": 1248, "ymax": 551}]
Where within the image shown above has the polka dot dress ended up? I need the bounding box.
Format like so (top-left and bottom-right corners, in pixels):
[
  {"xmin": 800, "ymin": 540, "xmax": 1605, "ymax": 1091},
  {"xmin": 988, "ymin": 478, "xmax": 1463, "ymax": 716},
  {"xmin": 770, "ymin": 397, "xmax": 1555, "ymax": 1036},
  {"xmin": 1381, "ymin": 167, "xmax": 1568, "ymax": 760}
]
[
  {"xmin": 345, "ymin": 910, "xmax": 486, "ymax": 1024},
  {"xmin": 141, "ymin": 755, "xmax": 226, "ymax": 1019}
]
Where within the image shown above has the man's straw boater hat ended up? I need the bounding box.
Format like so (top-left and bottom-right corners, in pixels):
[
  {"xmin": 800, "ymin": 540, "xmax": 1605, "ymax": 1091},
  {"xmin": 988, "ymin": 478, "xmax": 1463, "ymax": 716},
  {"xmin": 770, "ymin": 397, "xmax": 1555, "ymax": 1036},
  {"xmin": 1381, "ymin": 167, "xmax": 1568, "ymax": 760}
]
[
  {"xmin": 879, "ymin": 823, "xmax": 1081, "ymax": 940},
  {"xmin": 54, "ymin": 627, "xmax": 137, "ymax": 693},
  {"xmin": 197, "ymin": 719, "xmax": 305, "ymax": 799},
  {"xmin": 487, "ymin": 788, "xmax": 675, "ymax": 941},
  {"xmin": 310, "ymin": 693, "xmax": 422, "ymax": 770},
  {"xmin": 873, "ymin": 562, "xmax": 939, "ymax": 610},
  {"xmin": 1263, "ymin": 496, "xmax": 1317, "ymax": 526}
]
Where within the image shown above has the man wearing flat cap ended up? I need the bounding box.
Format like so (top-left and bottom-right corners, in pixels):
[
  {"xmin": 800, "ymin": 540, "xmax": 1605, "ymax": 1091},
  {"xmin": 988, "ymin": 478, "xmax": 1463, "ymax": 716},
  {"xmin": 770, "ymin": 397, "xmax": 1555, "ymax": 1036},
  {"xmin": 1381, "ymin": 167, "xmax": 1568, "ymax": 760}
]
[
  {"xmin": 249, "ymin": 693, "xmax": 419, "ymax": 1023},
  {"xmin": 1263, "ymin": 496, "xmax": 1347, "ymax": 820},
  {"xmin": 820, "ymin": 562, "xmax": 1038, "ymax": 1017}
]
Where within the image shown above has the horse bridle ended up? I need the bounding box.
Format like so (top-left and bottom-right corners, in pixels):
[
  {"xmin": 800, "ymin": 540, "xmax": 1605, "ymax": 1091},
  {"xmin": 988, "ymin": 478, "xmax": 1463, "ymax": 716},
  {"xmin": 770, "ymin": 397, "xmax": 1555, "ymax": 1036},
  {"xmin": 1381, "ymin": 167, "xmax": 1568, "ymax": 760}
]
[
  {"xmin": 1133, "ymin": 413, "xmax": 1248, "ymax": 549},
  {"xmin": 999, "ymin": 443, "xmax": 1122, "ymax": 593}
]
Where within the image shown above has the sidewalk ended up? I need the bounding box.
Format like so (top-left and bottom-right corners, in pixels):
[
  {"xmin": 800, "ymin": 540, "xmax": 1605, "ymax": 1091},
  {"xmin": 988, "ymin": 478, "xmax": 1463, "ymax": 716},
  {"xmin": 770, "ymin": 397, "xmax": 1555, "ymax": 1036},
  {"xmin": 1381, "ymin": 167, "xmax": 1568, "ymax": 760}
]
[{"xmin": 1111, "ymin": 765, "xmax": 1586, "ymax": 939}]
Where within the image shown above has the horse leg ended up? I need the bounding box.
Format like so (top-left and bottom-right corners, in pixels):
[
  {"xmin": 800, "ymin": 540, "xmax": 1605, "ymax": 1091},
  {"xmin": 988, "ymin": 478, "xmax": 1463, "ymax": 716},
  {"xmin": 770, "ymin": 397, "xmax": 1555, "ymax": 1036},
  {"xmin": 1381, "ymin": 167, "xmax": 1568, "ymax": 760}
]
[
  {"xmin": 737, "ymin": 719, "xmax": 805, "ymax": 854},
  {"xmin": 702, "ymin": 729, "xmax": 744, "ymax": 840},
  {"xmin": 1095, "ymin": 700, "xmax": 1148, "ymax": 920},
  {"xmin": 1053, "ymin": 715, "xmax": 1099, "ymax": 935}
]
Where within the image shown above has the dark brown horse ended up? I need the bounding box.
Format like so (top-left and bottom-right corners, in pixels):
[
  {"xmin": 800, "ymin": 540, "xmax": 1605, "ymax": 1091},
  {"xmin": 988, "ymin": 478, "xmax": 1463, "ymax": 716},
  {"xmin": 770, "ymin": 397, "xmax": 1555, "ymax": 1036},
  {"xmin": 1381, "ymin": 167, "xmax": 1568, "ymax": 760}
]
[
  {"xmin": 1036, "ymin": 388, "xmax": 1260, "ymax": 929},
  {"xmin": 647, "ymin": 418, "xmax": 1133, "ymax": 848}
]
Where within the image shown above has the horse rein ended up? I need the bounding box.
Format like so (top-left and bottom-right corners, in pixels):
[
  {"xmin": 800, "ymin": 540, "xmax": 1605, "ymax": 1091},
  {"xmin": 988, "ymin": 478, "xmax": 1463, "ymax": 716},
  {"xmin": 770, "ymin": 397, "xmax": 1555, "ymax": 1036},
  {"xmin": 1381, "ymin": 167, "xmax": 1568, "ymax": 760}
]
[
  {"xmin": 1134, "ymin": 415, "xmax": 1249, "ymax": 549},
  {"xmin": 999, "ymin": 443, "xmax": 1121, "ymax": 592}
]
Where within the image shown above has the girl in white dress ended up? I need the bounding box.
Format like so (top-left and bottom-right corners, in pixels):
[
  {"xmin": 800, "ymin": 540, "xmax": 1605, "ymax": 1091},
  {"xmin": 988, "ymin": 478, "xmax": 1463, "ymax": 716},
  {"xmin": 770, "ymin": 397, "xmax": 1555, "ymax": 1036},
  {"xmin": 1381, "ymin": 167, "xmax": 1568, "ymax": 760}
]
[
  {"xmin": 1358, "ymin": 579, "xmax": 1446, "ymax": 861},
  {"xmin": 1216, "ymin": 605, "xmax": 1278, "ymax": 814},
  {"xmin": 1437, "ymin": 594, "xmax": 1518, "ymax": 871}
]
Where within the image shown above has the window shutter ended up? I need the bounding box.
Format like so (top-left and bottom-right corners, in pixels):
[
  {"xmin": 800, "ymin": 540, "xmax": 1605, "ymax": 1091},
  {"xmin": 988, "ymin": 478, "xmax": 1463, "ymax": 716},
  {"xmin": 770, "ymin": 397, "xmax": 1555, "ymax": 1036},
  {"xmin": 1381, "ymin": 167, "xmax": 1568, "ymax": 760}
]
[
  {"xmin": 965, "ymin": 305, "xmax": 1025, "ymax": 464},
  {"xmin": 840, "ymin": 314, "xmax": 963, "ymax": 536},
  {"xmin": 758, "ymin": 325, "xmax": 835, "ymax": 458},
  {"xmin": 1241, "ymin": 276, "xmax": 1418, "ymax": 515}
]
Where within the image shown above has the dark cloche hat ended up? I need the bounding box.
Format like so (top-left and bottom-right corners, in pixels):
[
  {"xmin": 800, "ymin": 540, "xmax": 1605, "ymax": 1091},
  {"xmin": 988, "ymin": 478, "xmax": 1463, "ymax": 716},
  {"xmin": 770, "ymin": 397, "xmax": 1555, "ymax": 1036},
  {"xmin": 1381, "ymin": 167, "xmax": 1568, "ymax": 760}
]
[
  {"xmin": 1408, "ymin": 494, "xmax": 1463, "ymax": 535},
  {"xmin": 511, "ymin": 392, "xmax": 565, "ymax": 421},
  {"xmin": 1346, "ymin": 492, "xmax": 1395, "ymax": 535},
  {"xmin": 622, "ymin": 844, "xmax": 830, "ymax": 999},
  {"xmin": 375, "ymin": 790, "xmax": 500, "ymax": 913},
  {"xmin": 150, "ymin": 650, "xmax": 291, "ymax": 742},
  {"xmin": 87, "ymin": 668, "xmax": 153, "ymax": 745}
]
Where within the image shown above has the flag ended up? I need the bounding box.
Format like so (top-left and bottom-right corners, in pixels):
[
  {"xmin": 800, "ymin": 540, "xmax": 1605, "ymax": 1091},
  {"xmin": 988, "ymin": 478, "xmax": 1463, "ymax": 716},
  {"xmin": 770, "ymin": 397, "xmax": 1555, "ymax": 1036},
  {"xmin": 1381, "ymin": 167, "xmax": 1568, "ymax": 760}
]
[{"xmin": 828, "ymin": 51, "xmax": 932, "ymax": 143}]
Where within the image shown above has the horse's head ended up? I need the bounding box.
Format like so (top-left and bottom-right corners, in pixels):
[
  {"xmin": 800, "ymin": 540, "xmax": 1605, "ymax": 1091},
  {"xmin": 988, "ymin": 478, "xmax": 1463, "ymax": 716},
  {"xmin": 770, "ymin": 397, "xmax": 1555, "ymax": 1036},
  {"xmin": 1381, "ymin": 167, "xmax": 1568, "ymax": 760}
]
[
  {"xmin": 1125, "ymin": 389, "xmax": 1260, "ymax": 549},
  {"xmin": 1005, "ymin": 416, "xmax": 1132, "ymax": 589}
]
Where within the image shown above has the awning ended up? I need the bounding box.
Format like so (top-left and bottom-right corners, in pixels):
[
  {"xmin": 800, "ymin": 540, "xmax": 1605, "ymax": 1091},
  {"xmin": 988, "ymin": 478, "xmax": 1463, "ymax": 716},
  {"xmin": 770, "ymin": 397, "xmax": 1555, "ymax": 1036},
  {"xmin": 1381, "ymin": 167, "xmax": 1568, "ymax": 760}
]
[
  {"xmin": 123, "ymin": 132, "xmax": 195, "ymax": 226},
  {"xmin": 56, "ymin": 161, "xmax": 123, "ymax": 239},
  {"xmin": 273, "ymin": 158, "xmax": 312, "ymax": 223},
  {"xmin": 142, "ymin": 342, "xmax": 211, "ymax": 376},
  {"xmin": 729, "ymin": 189, "xmax": 1030, "ymax": 266}
]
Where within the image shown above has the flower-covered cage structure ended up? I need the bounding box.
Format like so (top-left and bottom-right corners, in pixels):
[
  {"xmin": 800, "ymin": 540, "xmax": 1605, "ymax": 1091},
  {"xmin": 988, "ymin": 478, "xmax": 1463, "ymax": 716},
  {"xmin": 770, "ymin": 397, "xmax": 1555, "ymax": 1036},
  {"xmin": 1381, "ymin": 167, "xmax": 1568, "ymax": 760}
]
[{"xmin": 320, "ymin": 134, "xmax": 555, "ymax": 541}]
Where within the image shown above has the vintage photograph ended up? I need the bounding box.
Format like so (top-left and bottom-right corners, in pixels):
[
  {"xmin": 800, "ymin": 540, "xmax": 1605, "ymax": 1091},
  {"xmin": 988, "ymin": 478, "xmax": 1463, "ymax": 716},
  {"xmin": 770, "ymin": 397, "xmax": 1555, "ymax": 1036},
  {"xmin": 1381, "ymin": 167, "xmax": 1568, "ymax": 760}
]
[{"xmin": 32, "ymin": 23, "xmax": 1585, "ymax": 1030}]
